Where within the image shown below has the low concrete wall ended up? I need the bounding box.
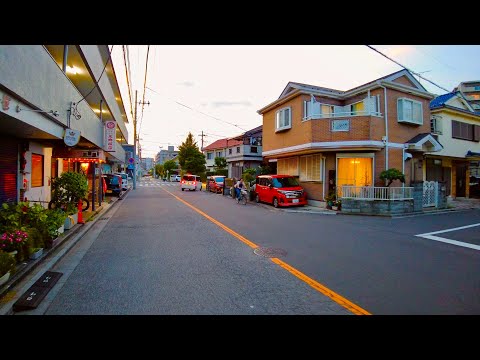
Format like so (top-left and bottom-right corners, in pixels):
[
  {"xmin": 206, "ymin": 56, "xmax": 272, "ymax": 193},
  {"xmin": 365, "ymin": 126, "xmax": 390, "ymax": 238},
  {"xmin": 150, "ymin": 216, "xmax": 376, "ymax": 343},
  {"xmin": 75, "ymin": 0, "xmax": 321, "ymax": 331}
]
[{"xmin": 342, "ymin": 198, "xmax": 414, "ymax": 215}]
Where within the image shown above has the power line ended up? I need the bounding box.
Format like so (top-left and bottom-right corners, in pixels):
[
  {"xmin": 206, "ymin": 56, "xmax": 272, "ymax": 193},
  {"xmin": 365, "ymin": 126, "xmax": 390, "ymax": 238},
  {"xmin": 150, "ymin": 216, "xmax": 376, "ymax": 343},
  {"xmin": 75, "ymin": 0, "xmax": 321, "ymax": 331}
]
[
  {"xmin": 139, "ymin": 45, "xmax": 151, "ymax": 135},
  {"xmin": 145, "ymin": 86, "xmax": 247, "ymax": 131},
  {"xmin": 365, "ymin": 45, "xmax": 451, "ymax": 93},
  {"xmin": 122, "ymin": 45, "xmax": 134, "ymax": 120}
]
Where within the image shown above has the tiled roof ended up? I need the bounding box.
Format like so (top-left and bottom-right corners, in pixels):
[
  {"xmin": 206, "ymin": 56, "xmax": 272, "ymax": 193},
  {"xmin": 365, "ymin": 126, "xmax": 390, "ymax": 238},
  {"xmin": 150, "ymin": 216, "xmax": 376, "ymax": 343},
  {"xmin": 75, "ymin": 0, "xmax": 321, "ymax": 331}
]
[
  {"xmin": 430, "ymin": 92, "xmax": 457, "ymax": 109},
  {"xmin": 203, "ymin": 138, "xmax": 243, "ymax": 151},
  {"xmin": 405, "ymin": 133, "xmax": 434, "ymax": 144}
]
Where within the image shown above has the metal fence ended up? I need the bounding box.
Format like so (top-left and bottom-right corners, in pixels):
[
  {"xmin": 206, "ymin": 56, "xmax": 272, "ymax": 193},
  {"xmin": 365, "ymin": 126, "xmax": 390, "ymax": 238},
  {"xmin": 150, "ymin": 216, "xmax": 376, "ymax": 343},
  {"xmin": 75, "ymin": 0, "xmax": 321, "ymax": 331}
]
[{"xmin": 340, "ymin": 186, "xmax": 414, "ymax": 200}]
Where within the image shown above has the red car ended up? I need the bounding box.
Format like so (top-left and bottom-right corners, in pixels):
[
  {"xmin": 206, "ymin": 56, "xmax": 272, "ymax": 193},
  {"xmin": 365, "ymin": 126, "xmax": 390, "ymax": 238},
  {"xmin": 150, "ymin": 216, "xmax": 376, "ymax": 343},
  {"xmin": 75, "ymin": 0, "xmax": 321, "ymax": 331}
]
[
  {"xmin": 207, "ymin": 175, "xmax": 226, "ymax": 194},
  {"xmin": 254, "ymin": 174, "xmax": 307, "ymax": 208}
]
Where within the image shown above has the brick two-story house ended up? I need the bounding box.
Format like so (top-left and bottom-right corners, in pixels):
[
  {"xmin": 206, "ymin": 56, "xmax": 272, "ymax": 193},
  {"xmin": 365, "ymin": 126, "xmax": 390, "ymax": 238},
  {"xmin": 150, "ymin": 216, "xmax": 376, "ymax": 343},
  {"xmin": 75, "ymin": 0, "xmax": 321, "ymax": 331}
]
[{"xmin": 257, "ymin": 69, "xmax": 443, "ymax": 201}]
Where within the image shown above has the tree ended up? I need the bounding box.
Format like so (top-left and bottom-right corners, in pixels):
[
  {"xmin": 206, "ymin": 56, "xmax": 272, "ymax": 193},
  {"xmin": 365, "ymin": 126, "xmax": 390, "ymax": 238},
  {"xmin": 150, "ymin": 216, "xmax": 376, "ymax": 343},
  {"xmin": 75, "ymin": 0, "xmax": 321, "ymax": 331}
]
[
  {"xmin": 155, "ymin": 164, "xmax": 164, "ymax": 178},
  {"xmin": 214, "ymin": 157, "xmax": 227, "ymax": 172},
  {"xmin": 178, "ymin": 132, "xmax": 206, "ymax": 174},
  {"xmin": 163, "ymin": 160, "xmax": 177, "ymax": 177},
  {"xmin": 380, "ymin": 168, "xmax": 405, "ymax": 187}
]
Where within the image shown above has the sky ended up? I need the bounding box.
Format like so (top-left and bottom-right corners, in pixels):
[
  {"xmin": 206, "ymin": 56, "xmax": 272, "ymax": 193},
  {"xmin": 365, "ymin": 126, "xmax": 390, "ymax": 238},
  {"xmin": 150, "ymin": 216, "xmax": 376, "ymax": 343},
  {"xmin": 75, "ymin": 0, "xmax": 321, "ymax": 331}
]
[{"xmin": 110, "ymin": 45, "xmax": 480, "ymax": 159}]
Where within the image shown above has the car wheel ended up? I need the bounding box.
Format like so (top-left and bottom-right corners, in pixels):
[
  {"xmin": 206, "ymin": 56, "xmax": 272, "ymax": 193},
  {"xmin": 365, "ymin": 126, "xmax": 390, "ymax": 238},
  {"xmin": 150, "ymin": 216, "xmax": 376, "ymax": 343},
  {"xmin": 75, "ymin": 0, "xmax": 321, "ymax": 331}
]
[
  {"xmin": 255, "ymin": 194, "xmax": 260, "ymax": 203},
  {"xmin": 273, "ymin": 198, "xmax": 279, "ymax": 208}
]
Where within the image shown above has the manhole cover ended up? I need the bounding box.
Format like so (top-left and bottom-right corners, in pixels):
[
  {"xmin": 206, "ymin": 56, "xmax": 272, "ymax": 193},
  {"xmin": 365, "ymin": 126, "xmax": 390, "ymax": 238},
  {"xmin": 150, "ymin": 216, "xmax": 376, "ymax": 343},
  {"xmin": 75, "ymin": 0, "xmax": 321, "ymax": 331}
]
[{"xmin": 253, "ymin": 247, "xmax": 287, "ymax": 258}]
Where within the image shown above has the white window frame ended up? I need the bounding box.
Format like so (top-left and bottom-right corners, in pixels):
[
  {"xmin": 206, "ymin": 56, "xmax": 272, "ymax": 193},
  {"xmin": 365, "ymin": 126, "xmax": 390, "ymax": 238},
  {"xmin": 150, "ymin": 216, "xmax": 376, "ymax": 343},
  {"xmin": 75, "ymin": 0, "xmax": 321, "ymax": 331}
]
[
  {"xmin": 276, "ymin": 106, "xmax": 292, "ymax": 132},
  {"xmin": 299, "ymin": 154, "xmax": 322, "ymax": 181},
  {"xmin": 397, "ymin": 98, "xmax": 423, "ymax": 125},
  {"xmin": 331, "ymin": 119, "xmax": 350, "ymax": 132},
  {"xmin": 430, "ymin": 117, "xmax": 442, "ymax": 135}
]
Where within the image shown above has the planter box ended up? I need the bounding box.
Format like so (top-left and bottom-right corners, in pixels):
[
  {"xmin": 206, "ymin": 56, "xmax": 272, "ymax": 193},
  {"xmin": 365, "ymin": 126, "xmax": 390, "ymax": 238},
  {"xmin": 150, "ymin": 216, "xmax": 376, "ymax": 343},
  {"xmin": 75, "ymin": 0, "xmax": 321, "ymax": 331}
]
[
  {"xmin": 29, "ymin": 248, "xmax": 43, "ymax": 260},
  {"xmin": 64, "ymin": 212, "xmax": 78, "ymax": 230}
]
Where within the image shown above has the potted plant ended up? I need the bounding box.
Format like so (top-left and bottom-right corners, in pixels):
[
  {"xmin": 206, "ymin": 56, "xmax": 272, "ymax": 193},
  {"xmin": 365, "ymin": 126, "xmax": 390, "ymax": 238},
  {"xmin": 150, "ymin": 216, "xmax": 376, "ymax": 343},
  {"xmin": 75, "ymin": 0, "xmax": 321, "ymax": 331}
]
[
  {"xmin": 0, "ymin": 230, "xmax": 29, "ymax": 262},
  {"xmin": 0, "ymin": 251, "xmax": 16, "ymax": 286},
  {"xmin": 325, "ymin": 191, "xmax": 336, "ymax": 209},
  {"xmin": 29, "ymin": 247, "xmax": 44, "ymax": 260},
  {"xmin": 50, "ymin": 171, "xmax": 88, "ymax": 214},
  {"xmin": 50, "ymin": 172, "xmax": 88, "ymax": 228}
]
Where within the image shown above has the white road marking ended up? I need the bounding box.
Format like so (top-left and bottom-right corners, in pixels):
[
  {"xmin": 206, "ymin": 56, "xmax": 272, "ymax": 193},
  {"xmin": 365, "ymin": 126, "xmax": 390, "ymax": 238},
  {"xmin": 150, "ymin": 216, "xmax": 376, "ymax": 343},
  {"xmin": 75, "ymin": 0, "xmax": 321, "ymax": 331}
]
[{"xmin": 415, "ymin": 223, "xmax": 480, "ymax": 251}]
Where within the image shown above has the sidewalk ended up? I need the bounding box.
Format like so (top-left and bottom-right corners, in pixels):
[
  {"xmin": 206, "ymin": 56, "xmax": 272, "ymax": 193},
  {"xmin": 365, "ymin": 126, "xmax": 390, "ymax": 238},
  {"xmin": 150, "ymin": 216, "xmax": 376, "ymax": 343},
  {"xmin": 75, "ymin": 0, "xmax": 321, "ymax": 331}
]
[{"xmin": 0, "ymin": 190, "xmax": 127, "ymax": 314}]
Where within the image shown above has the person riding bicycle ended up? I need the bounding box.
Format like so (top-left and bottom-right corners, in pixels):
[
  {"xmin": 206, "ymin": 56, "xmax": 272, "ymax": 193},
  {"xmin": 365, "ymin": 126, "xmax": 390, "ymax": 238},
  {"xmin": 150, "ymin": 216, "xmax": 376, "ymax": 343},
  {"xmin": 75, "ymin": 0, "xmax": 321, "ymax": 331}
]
[{"xmin": 234, "ymin": 178, "xmax": 246, "ymax": 201}]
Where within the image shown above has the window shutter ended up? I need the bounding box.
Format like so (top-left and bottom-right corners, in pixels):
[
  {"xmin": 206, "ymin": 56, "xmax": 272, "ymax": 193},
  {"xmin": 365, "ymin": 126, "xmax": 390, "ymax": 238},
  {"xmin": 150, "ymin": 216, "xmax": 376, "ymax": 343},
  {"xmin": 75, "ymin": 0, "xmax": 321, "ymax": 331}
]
[
  {"xmin": 276, "ymin": 111, "xmax": 280, "ymax": 129},
  {"xmin": 398, "ymin": 99, "xmax": 404, "ymax": 121},
  {"xmin": 299, "ymin": 157, "xmax": 306, "ymax": 181},
  {"xmin": 452, "ymin": 121, "xmax": 459, "ymax": 138},
  {"xmin": 304, "ymin": 101, "xmax": 310, "ymax": 119},
  {"xmin": 413, "ymin": 102, "xmax": 422, "ymax": 124},
  {"xmin": 436, "ymin": 119, "xmax": 443, "ymax": 134},
  {"xmin": 474, "ymin": 125, "xmax": 480, "ymax": 142}
]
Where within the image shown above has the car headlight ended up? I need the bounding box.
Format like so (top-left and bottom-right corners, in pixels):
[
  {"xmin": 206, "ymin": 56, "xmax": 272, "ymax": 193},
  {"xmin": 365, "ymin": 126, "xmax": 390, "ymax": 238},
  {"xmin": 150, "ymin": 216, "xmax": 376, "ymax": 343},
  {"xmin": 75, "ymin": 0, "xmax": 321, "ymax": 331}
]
[{"xmin": 277, "ymin": 190, "xmax": 288, "ymax": 195}]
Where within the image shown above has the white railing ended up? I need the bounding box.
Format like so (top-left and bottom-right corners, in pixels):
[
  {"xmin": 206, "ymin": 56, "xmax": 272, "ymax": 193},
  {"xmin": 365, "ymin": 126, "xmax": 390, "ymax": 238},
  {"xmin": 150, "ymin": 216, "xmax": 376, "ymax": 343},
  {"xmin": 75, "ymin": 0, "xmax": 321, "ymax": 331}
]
[
  {"xmin": 340, "ymin": 186, "xmax": 414, "ymax": 200},
  {"xmin": 303, "ymin": 111, "xmax": 382, "ymax": 121}
]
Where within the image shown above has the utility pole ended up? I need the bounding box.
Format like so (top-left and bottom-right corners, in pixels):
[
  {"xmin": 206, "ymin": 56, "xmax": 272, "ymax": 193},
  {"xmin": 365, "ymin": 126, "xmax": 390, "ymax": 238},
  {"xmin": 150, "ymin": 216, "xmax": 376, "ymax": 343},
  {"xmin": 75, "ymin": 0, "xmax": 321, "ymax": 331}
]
[
  {"xmin": 198, "ymin": 131, "xmax": 207, "ymax": 151},
  {"xmin": 133, "ymin": 90, "xmax": 138, "ymax": 190}
]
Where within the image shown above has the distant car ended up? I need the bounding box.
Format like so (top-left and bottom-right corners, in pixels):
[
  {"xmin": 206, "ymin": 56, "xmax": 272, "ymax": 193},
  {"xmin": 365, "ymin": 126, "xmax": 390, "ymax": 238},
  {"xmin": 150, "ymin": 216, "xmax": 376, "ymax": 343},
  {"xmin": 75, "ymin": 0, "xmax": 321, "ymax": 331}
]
[
  {"xmin": 181, "ymin": 175, "xmax": 202, "ymax": 191},
  {"xmin": 114, "ymin": 172, "xmax": 129, "ymax": 190},
  {"xmin": 102, "ymin": 174, "xmax": 122, "ymax": 197},
  {"xmin": 170, "ymin": 175, "xmax": 181, "ymax": 182},
  {"xmin": 208, "ymin": 175, "xmax": 226, "ymax": 194}
]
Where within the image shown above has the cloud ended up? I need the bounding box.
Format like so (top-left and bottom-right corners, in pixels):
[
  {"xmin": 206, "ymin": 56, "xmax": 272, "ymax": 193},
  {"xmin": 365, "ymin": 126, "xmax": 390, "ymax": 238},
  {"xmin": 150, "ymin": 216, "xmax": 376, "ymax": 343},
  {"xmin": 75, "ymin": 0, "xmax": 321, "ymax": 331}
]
[
  {"xmin": 177, "ymin": 81, "xmax": 195, "ymax": 87},
  {"xmin": 211, "ymin": 100, "xmax": 252, "ymax": 108},
  {"xmin": 382, "ymin": 45, "xmax": 415, "ymax": 59}
]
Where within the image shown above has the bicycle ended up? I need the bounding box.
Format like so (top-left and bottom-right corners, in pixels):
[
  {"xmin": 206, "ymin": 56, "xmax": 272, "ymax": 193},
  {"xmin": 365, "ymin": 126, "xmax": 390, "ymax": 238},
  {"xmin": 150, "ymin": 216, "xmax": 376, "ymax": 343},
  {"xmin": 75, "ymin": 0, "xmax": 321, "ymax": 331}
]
[
  {"xmin": 236, "ymin": 188, "xmax": 248, "ymax": 205},
  {"xmin": 48, "ymin": 197, "xmax": 89, "ymax": 212}
]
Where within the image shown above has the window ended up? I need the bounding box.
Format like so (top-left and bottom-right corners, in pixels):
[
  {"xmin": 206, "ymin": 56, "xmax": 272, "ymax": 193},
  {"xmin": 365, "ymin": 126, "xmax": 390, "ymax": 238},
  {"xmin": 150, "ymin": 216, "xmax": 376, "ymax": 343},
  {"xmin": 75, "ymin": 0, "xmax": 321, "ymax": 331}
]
[
  {"xmin": 276, "ymin": 107, "xmax": 291, "ymax": 131},
  {"xmin": 299, "ymin": 154, "xmax": 322, "ymax": 181},
  {"xmin": 251, "ymin": 146, "xmax": 258, "ymax": 153},
  {"xmin": 331, "ymin": 119, "xmax": 350, "ymax": 132},
  {"xmin": 397, "ymin": 98, "xmax": 423, "ymax": 125},
  {"xmin": 236, "ymin": 147, "xmax": 240, "ymax": 153},
  {"xmin": 31, "ymin": 153, "xmax": 44, "ymax": 187},
  {"xmin": 207, "ymin": 152, "xmax": 213, "ymax": 160},
  {"xmin": 228, "ymin": 148, "xmax": 232, "ymax": 155},
  {"xmin": 303, "ymin": 100, "xmax": 333, "ymax": 119},
  {"xmin": 277, "ymin": 157, "xmax": 298, "ymax": 176},
  {"xmin": 216, "ymin": 151, "xmax": 223, "ymax": 158},
  {"xmin": 321, "ymin": 104, "xmax": 334, "ymax": 117},
  {"xmin": 452, "ymin": 120, "xmax": 480, "ymax": 142},
  {"xmin": 431, "ymin": 118, "xmax": 442, "ymax": 135},
  {"xmin": 350, "ymin": 101, "xmax": 364, "ymax": 115}
]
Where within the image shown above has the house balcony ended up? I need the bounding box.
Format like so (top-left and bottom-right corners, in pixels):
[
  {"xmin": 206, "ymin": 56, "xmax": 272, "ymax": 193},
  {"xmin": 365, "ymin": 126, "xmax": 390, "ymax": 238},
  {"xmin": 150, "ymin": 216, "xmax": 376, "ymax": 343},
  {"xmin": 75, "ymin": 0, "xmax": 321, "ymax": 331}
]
[{"xmin": 308, "ymin": 112, "xmax": 385, "ymax": 145}]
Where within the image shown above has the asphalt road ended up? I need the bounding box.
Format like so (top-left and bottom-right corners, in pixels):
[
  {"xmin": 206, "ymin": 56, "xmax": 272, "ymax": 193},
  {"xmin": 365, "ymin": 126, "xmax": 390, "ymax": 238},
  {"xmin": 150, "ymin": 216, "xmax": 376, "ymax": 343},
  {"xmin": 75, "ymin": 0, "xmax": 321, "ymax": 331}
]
[{"xmin": 19, "ymin": 178, "xmax": 480, "ymax": 315}]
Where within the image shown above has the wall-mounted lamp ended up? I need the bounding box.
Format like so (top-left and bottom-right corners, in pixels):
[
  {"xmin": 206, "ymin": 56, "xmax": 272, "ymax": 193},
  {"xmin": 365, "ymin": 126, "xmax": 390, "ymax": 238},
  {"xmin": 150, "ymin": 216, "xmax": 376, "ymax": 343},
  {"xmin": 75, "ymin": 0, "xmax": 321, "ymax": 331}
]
[{"xmin": 16, "ymin": 105, "xmax": 59, "ymax": 117}]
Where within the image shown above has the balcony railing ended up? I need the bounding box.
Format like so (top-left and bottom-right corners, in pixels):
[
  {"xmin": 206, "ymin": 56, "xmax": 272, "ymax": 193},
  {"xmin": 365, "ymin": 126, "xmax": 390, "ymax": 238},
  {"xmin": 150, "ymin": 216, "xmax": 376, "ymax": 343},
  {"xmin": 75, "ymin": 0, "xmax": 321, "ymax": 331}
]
[
  {"xmin": 340, "ymin": 186, "xmax": 413, "ymax": 200},
  {"xmin": 303, "ymin": 110, "xmax": 381, "ymax": 121}
]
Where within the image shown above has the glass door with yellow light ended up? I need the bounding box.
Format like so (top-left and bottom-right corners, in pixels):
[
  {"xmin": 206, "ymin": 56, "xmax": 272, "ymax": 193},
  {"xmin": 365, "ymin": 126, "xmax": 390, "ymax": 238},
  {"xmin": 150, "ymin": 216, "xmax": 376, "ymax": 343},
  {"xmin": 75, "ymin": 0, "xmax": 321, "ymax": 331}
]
[{"xmin": 337, "ymin": 157, "xmax": 373, "ymax": 196}]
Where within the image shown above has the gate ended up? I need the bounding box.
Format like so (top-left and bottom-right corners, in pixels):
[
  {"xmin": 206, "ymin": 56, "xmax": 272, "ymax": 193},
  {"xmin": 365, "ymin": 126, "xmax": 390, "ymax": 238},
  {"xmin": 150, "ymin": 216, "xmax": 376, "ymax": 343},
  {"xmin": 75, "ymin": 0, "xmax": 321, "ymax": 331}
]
[{"xmin": 423, "ymin": 181, "xmax": 438, "ymax": 207}]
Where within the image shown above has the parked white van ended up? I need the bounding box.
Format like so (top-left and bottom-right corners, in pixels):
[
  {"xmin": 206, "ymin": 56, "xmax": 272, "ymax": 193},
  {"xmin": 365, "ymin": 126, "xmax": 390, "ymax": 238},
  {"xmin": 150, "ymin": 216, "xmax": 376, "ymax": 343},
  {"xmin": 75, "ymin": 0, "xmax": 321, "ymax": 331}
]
[{"xmin": 181, "ymin": 175, "xmax": 202, "ymax": 191}]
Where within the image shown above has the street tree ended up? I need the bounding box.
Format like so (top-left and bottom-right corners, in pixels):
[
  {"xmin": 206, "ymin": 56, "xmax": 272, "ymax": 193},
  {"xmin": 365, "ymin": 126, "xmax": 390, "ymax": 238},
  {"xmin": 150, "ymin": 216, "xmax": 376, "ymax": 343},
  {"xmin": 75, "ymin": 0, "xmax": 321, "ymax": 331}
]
[
  {"xmin": 155, "ymin": 164, "xmax": 164, "ymax": 178},
  {"xmin": 214, "ymin": 157, "xmax": 227, "ymax": 172},
  {"xmin": 163, "ymin": 159, "xmax": 177, "ymax": 177},
  {"xmin": 178, "ymin": 132, "xmax": 206, "ymax": 174}
]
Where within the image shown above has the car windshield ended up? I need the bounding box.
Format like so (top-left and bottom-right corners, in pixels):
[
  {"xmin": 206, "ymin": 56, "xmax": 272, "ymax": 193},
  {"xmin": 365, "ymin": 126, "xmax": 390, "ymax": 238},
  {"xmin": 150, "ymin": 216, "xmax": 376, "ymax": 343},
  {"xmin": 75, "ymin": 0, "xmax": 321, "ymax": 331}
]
[{"xmin": 272, "ymin": 177, "xmax": 299, "ymax": 188}]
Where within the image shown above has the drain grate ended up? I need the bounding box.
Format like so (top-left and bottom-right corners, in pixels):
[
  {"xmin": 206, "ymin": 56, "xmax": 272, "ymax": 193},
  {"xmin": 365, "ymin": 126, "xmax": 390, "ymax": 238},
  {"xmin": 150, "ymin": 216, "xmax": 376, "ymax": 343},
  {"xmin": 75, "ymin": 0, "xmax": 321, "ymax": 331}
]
[
  {"xmin": 253, "ymin": 247, "xmax": 287, "ymax": 258},
  {"xmin": 98, "ymin": 217, "xmax": 110, "ymax": 220}
]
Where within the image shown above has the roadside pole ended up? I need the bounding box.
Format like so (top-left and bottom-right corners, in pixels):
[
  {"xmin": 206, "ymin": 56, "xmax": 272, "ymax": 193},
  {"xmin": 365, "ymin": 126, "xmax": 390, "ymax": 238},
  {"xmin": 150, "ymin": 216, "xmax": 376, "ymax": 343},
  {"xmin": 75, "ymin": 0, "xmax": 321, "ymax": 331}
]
[{"xmin": 133, "ymin": 90, "xmax": 137, "ymax": 190}]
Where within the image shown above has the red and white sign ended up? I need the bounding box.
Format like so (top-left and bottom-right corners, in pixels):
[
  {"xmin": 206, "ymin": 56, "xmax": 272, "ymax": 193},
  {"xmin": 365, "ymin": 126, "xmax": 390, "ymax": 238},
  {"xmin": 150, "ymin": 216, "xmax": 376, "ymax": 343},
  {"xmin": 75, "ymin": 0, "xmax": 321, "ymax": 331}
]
[{"xmin": 104, "ymin": 120, "xmax": 116, "ymax": 152}]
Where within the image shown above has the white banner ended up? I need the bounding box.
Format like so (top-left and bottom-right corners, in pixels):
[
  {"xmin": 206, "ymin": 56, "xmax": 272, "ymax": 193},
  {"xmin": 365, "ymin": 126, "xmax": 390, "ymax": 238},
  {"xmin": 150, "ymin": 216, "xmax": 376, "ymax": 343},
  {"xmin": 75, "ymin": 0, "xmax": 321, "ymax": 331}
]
[{"xmin": 104, "ymin": 120, "xmax": 116, "ymax": 152}]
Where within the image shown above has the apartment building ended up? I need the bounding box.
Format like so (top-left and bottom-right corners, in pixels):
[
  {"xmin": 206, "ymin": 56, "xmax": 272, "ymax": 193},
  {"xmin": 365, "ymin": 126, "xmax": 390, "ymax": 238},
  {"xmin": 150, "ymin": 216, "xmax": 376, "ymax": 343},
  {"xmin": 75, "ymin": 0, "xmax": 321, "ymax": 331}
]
[{"xmin": 0, "ymin": 45, "xmax": 129, "ymax": 205}]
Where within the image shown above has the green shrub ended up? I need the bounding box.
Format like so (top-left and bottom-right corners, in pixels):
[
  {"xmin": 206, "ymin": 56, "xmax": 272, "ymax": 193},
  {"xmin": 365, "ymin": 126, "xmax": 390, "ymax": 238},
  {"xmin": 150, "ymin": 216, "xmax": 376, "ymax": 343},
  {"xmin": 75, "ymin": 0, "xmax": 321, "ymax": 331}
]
[{"xmin": 0, "ymin": 251, "xmax": 16, "ymax": 277}]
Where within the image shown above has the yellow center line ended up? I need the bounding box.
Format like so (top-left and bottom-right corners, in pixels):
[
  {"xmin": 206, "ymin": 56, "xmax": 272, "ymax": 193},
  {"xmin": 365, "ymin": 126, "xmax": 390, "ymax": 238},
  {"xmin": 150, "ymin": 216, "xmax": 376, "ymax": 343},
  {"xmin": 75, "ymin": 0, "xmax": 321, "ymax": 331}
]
[{"xmin": 162, "ymin": 187, "xmax": 371, "ymax": 315}]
